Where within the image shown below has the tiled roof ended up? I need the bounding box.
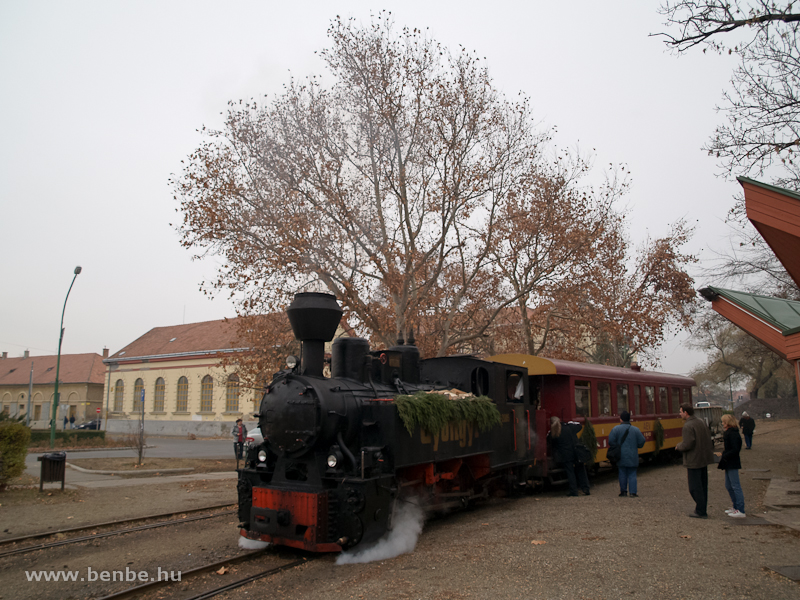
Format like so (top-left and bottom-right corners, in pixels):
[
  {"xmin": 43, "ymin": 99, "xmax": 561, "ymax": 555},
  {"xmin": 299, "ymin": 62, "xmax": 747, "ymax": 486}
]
[
  {"xmin": 0, "ymin": 353, "xmax": 106, "ymax": 386},
  {"xmin": 698, "ymin": 287, "xmax": 800, "ymax": 335},
  {"xmin": 107, "ymin": 318, "xmax": 245, "ymax": 362}
]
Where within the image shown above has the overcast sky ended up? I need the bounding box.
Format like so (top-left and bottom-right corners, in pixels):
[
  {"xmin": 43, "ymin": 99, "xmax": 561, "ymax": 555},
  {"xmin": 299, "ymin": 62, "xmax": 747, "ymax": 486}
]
[{"xmin": 0, "ymin": 1, "xmax": 744, "ymax": 375}]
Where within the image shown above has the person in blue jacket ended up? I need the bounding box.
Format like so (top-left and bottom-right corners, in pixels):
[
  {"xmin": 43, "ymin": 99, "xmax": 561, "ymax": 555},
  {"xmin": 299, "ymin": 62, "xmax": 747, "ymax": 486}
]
[{"xmin": 608, "ymin": 411, "xmax": 646, "ymax": 497}]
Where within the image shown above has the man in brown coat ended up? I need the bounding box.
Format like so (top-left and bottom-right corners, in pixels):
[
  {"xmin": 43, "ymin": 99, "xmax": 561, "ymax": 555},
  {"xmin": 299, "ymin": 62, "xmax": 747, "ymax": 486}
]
[{"xmin": 676, "ymin": 403, "xmax": 715, "ymax": 518}]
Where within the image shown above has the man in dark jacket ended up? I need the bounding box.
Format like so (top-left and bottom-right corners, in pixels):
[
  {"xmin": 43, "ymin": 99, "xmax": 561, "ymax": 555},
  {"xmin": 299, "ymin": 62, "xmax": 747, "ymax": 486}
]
[
  {"xmin": 548, "ymin": 417, "xmax": 590, "ymax": 497},
  {"xmin": 739, "ymin": 412, "xmax": 755, "ymax": 449},
  {"xmin": 676, "ymin": 403, "xmax": 715, "ymax": 518}
]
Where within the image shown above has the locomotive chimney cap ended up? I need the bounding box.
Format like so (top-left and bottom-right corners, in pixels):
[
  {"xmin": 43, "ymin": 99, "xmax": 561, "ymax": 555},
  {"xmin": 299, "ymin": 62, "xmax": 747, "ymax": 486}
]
[{"xmin": 287, "ymin": 292, "xmax": 343, "ymax": 342}]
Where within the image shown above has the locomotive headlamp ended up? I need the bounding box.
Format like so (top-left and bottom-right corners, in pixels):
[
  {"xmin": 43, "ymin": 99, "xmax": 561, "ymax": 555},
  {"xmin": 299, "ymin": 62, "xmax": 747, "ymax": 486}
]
[
  {"xmin": 286, "ymin": 355, "xmax": 299, "ymax": 369},
  {"xmin": 257, "ymin": 449, "xmax": 267, "ymax": 463},
  {"xmin": 326, "ymin": 447, "xmax": 343, "ymax": 469}
]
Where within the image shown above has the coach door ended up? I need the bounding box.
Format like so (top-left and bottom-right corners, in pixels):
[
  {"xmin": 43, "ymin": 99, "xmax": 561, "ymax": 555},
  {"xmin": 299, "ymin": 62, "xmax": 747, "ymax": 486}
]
[{"xmin": 505, "ymin": 370, "xmax": 529, "ymax": 459}]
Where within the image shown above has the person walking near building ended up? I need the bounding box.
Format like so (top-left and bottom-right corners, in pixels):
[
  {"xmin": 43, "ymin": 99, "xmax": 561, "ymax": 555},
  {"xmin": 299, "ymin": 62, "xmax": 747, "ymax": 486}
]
[
  {"xmin": 718, "ymin": 414, "xmax": 746, "ymax": 518},
  {"xmin": 676, "ymin": 403, "xmax": 715, "ymax": 518},
  {"xmin": 69, "ymin": 414, "xmax": 75, "ymax": 429},
  {"xmin": 232, "ymin": 418, "xmax": 247, "ymax": 462},
  {"xmin": 739, "ymin": 412, "xmax": 755, "ymax": 449},
  {"xmin": 608, "ymin": 411, "xmax": 645, "ymax": 497},
  {"xmin": 548, "ymin": 416, "xmax": 591, "ymax": 497}
]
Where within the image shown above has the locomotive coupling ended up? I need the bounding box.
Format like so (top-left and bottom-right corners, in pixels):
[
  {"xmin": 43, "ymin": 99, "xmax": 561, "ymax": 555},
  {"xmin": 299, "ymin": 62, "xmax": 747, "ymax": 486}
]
[{"xmin": 336, "ymin": 536, "xmax": 349, "ymax": 546}]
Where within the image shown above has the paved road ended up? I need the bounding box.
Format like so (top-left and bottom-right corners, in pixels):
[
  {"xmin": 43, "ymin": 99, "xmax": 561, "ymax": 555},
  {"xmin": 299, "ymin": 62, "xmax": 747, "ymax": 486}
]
[{"xmin": 25, "ymin": 437, "xmax": 236, "ymax": 487}]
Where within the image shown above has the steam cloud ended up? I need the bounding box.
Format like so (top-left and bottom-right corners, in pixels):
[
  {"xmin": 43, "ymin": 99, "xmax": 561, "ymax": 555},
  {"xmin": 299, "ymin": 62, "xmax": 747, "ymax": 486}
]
[
  {"xmin": 336, "ymin": 500, "xmax": 424, "ymax": 565},
  {"xmin": 238, "ymin": 535, "xmax": 270, "ymax": 550}
]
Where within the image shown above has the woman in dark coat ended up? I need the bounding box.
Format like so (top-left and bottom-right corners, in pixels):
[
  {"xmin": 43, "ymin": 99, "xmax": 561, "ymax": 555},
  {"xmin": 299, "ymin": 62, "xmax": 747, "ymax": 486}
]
[
  {"xmin": 718, "ymin": 413, "xmax": 745, "ymax": 518},
  {"xmin": 548, "ymin": 416, "xmax": 590, "ymax": 497}
]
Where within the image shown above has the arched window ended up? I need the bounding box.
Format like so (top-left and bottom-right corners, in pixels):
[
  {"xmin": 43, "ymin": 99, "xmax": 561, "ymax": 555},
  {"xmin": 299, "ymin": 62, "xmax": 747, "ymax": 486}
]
[
  {"xmin": 176, "ymin": 376, "xmax": 188, "ymax": 412},
  {"xmin": 154, "ymin": 378, "xmax": 165, "ymax": 412},
  {"xmin": 114, "ymin": 379, "xmax": 124, "ymax": 412},
  {"xmin": 133, "ymin": 378, "xmax": 144, "ymax": 412},
  {"xmin": 226, "ymin": 374, "xmax": 240, "ymax": 413},
  {"xmin": 200, "ymin": 375, "xmax": 213, "ymax": 412}
]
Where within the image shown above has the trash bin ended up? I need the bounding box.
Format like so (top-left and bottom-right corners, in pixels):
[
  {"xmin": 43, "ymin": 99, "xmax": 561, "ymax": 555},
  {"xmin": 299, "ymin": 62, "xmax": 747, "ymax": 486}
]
[{"xmin": 38, "ymin": 452, "xmax": 67, "ymax": 492}]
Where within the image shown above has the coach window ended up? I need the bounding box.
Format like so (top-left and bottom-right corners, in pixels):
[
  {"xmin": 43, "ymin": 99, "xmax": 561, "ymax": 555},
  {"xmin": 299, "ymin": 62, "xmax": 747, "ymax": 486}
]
[
  {"xmin": 506, "ymin": 372, "xmax": 524, "ymax": 403},
  {"xmin": 471, "ymin": 367, "xmax": 490, "ymax": 397},
  {"xmin": 575, "ymin": 381, "xmax": 591, "ymax": 417},
  {"xmin": 659, "ymin": 387, "xmax": 668, "ymax": 414},
  {"xmin": 633, "ymin": 385, "xmax": 640, "ymax": 414},
  {"xmin": 617, "ymin": 384, "xmax": 629, "ymax": 414},
  {"xmin": 598, "ymin": 382, "xmax": 611, "ymax": 416},
  {"xmin": 685, "ymin": 387, "xmax": 692, "ymax": 405},
  {"xmin": 671, "ymin": 388, "xmax": 681, "ymax": 413},
  {"xmin": 645, "ymin": 386, "xmax": 656, "ymax": 414}
]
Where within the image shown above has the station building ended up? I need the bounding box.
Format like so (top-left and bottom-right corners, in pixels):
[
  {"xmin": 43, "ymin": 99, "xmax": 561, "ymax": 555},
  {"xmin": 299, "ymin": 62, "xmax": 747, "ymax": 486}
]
[
  {"xmin": 102, "ymin": 318, "xmax": 257, "ymax": 437},
  {"xmin": 0, "ymin": 350, "xmax": 106, "ymax": 427}
]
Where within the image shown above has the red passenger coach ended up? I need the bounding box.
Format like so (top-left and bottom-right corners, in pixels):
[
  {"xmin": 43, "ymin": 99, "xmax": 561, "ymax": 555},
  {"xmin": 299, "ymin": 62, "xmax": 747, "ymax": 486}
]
[{"xmin": 490, "ymin": 354, "xmax": 694, "ymax": 468}]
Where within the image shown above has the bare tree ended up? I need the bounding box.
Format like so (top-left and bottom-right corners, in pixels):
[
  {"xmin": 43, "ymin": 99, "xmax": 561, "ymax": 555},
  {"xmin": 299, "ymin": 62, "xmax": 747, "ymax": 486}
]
[
  {"xmin": 656, "ymin": 1, "xmax": 800, "ymax": 189},
  {"xmin": 174, "ymin": 14, "xmax": 696, "ymax": 367},
  {"xmin": 689, "ymin": 309, "xmax": 797, "ymax": 398}
]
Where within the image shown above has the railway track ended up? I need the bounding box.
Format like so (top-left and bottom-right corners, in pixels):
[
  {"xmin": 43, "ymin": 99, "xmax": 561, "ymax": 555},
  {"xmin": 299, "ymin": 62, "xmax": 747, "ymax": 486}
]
[
  {"xmin": 0, "ymin": 503, "xmax": 236, "ymax": 559},
  {"xmin": 94, "ymin": 551, "xmax": 310, "ymax": 600}
]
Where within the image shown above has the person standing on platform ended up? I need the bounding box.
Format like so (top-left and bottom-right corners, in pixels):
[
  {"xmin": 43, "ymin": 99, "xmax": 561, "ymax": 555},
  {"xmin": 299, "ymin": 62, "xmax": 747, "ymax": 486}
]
[
  {"xmin": 718, "ymin": 414, "xmax": 746, "ymax": 518},
  {"xmin": 676, "ymin": 403, "xmax": 715, "ymax": 518},
  {"xmin": 232, "ymin": 418, "xmax": 247, "ymax": 463},
  {"xmin": 739, "ymin": 412, "xmax": 755, "ymax": 449},
  {"xmin": 608, "ymin": 411, "xmax": 645, "ymax": 497}
]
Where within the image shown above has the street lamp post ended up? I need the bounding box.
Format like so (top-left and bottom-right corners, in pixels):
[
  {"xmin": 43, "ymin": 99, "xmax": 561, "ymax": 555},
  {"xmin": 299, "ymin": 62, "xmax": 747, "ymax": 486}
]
[{"xmin": 50, "ymin": 266, "xmax": 82, "ymax": 449}]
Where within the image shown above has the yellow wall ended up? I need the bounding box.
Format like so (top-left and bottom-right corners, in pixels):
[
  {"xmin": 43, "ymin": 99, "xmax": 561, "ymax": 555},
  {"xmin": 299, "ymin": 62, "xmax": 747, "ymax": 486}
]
[
  {"xmin": 1, "ymin": 383, "xmax": 103, "ymax": 427},
  {"xmin": 104, "ymin": 355, "xmax": 256, "ymax": 423}
]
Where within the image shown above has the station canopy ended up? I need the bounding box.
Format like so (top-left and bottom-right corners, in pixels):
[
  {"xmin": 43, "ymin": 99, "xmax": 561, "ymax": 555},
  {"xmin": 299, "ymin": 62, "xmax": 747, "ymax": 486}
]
[{"xmin": 698, "ymin": 178, "xmax": 800, "ymax": 397}]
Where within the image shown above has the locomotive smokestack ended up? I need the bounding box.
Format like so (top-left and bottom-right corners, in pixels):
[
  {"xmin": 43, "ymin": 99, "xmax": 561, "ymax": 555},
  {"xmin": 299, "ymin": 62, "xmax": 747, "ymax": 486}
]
[{"xmin": 286, "ymin": 292, "xmax": 343, "ymax": 377}]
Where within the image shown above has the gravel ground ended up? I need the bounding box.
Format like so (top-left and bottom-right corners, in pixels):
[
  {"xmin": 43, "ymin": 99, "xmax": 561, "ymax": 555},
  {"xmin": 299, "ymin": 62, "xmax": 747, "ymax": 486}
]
[
  {"xmin": 1, "ymin": 419, "xmax": 798, "ymax": 600},
  {"xmin": 233, "ymin": 419, "xmax": 800, "ymax": 600}
]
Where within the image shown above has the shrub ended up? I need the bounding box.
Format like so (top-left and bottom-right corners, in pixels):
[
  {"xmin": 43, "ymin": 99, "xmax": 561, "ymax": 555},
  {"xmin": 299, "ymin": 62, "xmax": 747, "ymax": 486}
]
[
  {"xmin": 0, "ymin": 422, "xmax": 31, "ymax": 489},
  {"xmin": 29, "ymin": 430, "xmax": 106, "ymax": 446}
]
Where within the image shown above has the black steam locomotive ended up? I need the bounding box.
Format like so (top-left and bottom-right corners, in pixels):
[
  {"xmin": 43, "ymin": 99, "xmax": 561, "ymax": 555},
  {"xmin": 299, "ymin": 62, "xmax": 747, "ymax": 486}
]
[{"xmin": 237, "ymin": 292, "xmax": 536, "ymax": 552}]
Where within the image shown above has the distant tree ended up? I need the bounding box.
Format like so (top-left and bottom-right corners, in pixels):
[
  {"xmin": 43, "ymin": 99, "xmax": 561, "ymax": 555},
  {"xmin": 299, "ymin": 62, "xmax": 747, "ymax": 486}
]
[
  {"xmin": 657, "ymin": 1, "xmax": 800, "ymax": 189},
  {"xmin": 689, "ymin": 309, "xmax": 796, "ymax": 399}
]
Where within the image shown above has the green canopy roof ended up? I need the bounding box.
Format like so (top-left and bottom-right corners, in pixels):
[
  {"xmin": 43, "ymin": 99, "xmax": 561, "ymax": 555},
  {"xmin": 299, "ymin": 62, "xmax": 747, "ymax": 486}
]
[{"xmin": 698, "ymin": 287, "xmax": 800, "ymax": 336}]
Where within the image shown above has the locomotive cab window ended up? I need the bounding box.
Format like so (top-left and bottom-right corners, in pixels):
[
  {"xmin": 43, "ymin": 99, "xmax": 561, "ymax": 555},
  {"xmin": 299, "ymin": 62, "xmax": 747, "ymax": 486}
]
[
  {"xmin": 471, "ymin": 367, "xmax": 490, "ymax": 397},
  {"xmin": 506, "ymin": 372, "xmax": 524, "ymax": 403},
  {"xmin": 575, "ymin": 381, "xmax": 591, "ymax": 417}
]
